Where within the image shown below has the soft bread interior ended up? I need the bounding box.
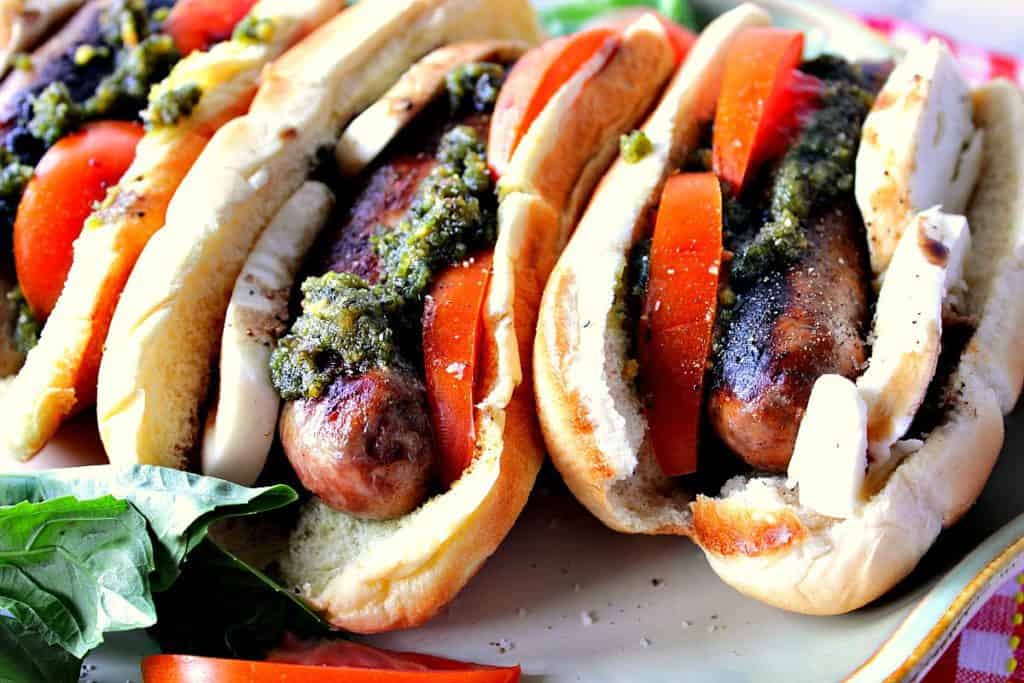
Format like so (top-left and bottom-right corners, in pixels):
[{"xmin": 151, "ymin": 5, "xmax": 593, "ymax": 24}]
[
  {"xmin": 534, "ymin": 4, "xmax": 771, "ymax": 535},
  {"xmin": 96, "ymin": 0, "xmax": 543, "ymax": 469},
  {"xmin": 280, "ymin": 15, "xmax": 678, "ymax": 633},
  {"xmin": 1, "ymin": 0, "xmax": 347, "ymax": 464},
  {"xmin": 691, "ymin": 82, "xmax": 1022, "ymax": 615}
]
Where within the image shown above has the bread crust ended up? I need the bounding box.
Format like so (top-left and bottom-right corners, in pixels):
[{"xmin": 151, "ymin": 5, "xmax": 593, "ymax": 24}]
[{"xmin": 533, "ymin": 4, "xmax": 1024, "ymax": 613}]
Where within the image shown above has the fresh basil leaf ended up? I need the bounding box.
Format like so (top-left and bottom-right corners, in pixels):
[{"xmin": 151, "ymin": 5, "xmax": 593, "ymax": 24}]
[
  {"xmin": 151, "ymin": 540, "xmax": 329, "ymax": 659},
  {"xmin": 0, "ymin": 465, "xmax": 297, "ymax": 590},
  {"xmin": 0, "ymin": 496, "xmax": 155, "ymax": 658},
  {"xmin": 0, "ymin": 617, "xmax": 82, "ymax": 683},
  {"xmin": 540, "ymin": 0, "xmax": 698, "ymax": 35}
]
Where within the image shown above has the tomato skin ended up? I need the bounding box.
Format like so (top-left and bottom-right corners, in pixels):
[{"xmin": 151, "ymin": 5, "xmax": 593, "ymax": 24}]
[
  {"xmin": 488, "ymin": 28, "xmax": 615, "ymax": 177},
  {"xmin": 164, "ymin": 0, "xmax": 259, "ymax": 55},
  {"xmin": 639, "ymin": 173, "xmax": 723, "ymax": 477},
  {"xmin": 141, "ymin": 652, "xmax": 521, "ymax": 683},
  {"xmin": 13, "ymin": 121, "xmax": 143, "ymax": 316},
  {"xmin": 712, "ymin": 28, "xmax": 819, "ymax": 194},
  {"xmin": 423, "ymin": 252, "xmax": 493, "ymax": 488}
]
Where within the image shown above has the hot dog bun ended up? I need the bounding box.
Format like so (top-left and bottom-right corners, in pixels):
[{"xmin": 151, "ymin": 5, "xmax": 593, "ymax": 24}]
[
  {"xmin": 534, "ymin": 1, "xmax": 1024, "ymax": 614},
  {"xmin": 689, "ymin": 81, "xmax": 1020, "ymax": 616},
  {"xmin": 279, "ymin": 15, "xmax": 677, "ymax": 632},
  {"xmin": 1, "ymin": 0, "xmax": 348, "ymax": 463},
  {"xmin": 96, "ymin": 0, "xmax": 544, "ymax": 469},
  {"xmin": 97, "ymin": 0, "xmax": 679, "ymax": 632}
]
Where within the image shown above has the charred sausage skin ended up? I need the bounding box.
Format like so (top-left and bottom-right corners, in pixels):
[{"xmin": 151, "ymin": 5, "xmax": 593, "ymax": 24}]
[
  {"xmin": 280, "ymin": 367, "xmax": 436, "ymax": 520},
  {"xmin": 708, "ymin": 202, "xmax": 870, "ymax": 472},
  {"xmin": 280, "ymin": 111, "xmax": 492, "ymax": 519}
]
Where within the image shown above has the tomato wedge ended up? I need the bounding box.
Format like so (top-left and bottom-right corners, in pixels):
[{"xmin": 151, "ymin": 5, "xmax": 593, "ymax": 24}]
[
  {"xmin": 165, "ymin": 0, "xmax": 259, "ymax": 55},
  {"xmin": 142, "ymin": 653, "xmax": 520, "ymax": 683},
  {"xmin": 14, "ymin": 121, "xmax": 144, "ymax": 317},
  {"xmin": 639, "ymin": 173, "xmax": 723, "ymax": 477},
  {"xmin": 712, "ymin": 28, "xmax": 820, "ymax": 194},
  {"xmin": 423, "ymin": 252, "xmax": 493, "ymax": 487},
  {"xmin": 489, "ymin": 28, "xmax": 615, "ymax": 177}
]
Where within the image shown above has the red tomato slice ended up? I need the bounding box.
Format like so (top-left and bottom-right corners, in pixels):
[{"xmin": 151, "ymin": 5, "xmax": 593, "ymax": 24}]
[
  {"xmin": 164, "ymin": 0, "xmax": 259, "ymax": 55},
  {"xmin": 142, "ymin": 652, "xmax": 520, "ymax": 683},
  {"xmin": 712, "ymin": 28, "xmax": 821, "ymax": 194},
  {"xmin": 488, "ymin": 28, "xmax": 615, "ymax": 177},
  {"xmin": 639, "ymin": 173, "xmax": 723, "ymax": 477},
  {"xmin": 423, "ymin": 252, "xmax": 493, "ymax": 488},
  {"xmin": 14, "ymin": 120, "xmax": 143, "ymax": 317}
]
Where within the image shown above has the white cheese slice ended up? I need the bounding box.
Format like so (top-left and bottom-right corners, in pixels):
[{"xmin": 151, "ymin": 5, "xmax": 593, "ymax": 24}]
[
  {"xmin": 201, "ymin": 182, "xmax": 334, "ymax": 485},
  {"xmin": 787, "ymin": 374, "xmax": 869, "ymax": 519},
  {"xmin": 855, "ymin": 39, "xmax": 982, "ymax": 278},
  {"xmin": 857, "ymin": 209, "xmax": 970, "ymax": 463}
]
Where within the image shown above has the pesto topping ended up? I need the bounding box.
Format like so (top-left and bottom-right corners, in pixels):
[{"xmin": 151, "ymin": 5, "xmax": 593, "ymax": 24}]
[
  {"xmin": 145, "ymin": 82, "xmax": 202, "ymax": 127},
  {"xmin": 102, "ymin": 0, "xmax": 151, "ymax": 48},
  {"xmin": 269, "ymin": 273, "xmax": 395, "ymax": 400},
  {"xmin": 84, "ymin": 34, "xmax": 179, "ymax": 118},
  {"xmin": 232, "ymin": 16, "xmax": 276, "ymax": 44},
  {"xmin": 29, "ymin": 82, "xmax": 82, "ymax": 147},
  {"xmin": 446, "ymin": 62, "xmax": 506, "ymax": 113},
  {"xmin": 12, "ymin": 53, "xmax": 33, "ymax": 72},
  {"xmin": 620, "ymin": 130, "xmax": 653, "ymax": 164},
  {"xmin": 270, "ymin": 124, "xmax": 499, "ymax": 401},
  {"xmin": 74, "ymin": 44, "xmax": 112, "ymax": 66},
  {"xmin": 6, "ymin": 287, "xmax": 40, "ymax": 354},
  {"xmin": 730, "ymin": 61, "xmax": 873, "ymax": 283}
]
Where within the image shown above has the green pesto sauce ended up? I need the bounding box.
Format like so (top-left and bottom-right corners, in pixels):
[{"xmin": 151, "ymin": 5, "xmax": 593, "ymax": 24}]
[
  {"xmin": 25, "ymin": 5, "xmax": 178, "ymax": 146},
  {"xmin": 270, "ymin": 124, "xmax": 498, "ymax": 401},
  {"xmin": 145, "ymin": 82, "xmax": 202, "ymax": 128},
  {"xmin": 730, "ymin": 60, "xmax": 874, "ymax": 283},
  {"xmin": 28, "ymin": 82, "xmax": 81, "ymax": 147},
  {"xmin": 6, "ymin": 287, "xmax": 39, "ymax": 354},
  {"xmin": 12, "ymin": 53, "xmax": 33, "ymax": 72},
  {"xmin": 232, "ymin": 15, "xmax": 276, "ymax": 44},
  {"xmin": 445, "ymin": 62, "xmax": 505, "ymax": 113},
  {"xmin": 85, "ymin": 34, "xmax": 179, "ymax": 117},
  {"xmin": 620, "ymin": 130, "xmax": 653, "ymax": 164}
]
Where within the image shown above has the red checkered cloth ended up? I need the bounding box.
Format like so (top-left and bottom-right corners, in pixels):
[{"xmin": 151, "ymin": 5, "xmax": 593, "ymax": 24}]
[
  {"xmin": 853, "ymin": 16, "xmax": 1024, "ymax": 683},
  {"xmin": 922, "ymin": 574, "xmax": 1024, "ymax": 682},
  {"xmin": 860, "ymin": 15, "xmax": 1024, "ymax": 86}
]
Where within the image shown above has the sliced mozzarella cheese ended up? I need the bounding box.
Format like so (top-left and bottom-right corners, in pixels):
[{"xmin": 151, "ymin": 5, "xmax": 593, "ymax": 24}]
[
  {"xmin": 201, "ymin": 182, "xmax": 334, "ymax": 485},
  {"xmin": 787, "ymin": 374, "xmax": 869, "ymax": 519},
  {"xmin": 857, "ymin": 209, "xmax": 970, "ymax": 464},
  {"xmin": 855, "ymin": 39, "xmax": 982, "ymax": 278}
]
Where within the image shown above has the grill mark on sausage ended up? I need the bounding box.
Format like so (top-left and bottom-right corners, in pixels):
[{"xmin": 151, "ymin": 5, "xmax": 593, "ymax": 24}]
[{"xmin": 708, "ymin": 202, "xmax": 871, "ymax": 472}]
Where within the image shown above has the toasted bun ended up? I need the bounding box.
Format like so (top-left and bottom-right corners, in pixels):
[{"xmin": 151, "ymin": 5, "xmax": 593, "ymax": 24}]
[
  {"xmin": 535, "ymin": 37, "xmax": 1024, "ymax": 615},
  {"xmin": 96, "ymin": 0, "xmax": 543, "ymax": 469},
  {"xmin": 534, "ymin": 4, "xmax": 771, "ymax": 535},
  {"xmin": 280, "ymin": 15, "xmax": 677, "ymax": 632},
  {"xmin": 689, "ymin": 81, "xmax": 1023, "ymax": 615},
  {"xmin": 0, "ymin": 0, "xmax": 347, "ymax": 463}
]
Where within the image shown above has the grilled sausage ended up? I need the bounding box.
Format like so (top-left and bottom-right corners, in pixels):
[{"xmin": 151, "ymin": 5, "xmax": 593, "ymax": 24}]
[
  {"xmin": 280, "ymin": 367, "xmax": 436, "ymax": 520},
  {"xmin": 278, "ymin": 111, "xmax": 492, "ymax": 518},
  {"xmin": 708, "ymin": 201, "xmax": 871, "ymax": 472}
]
